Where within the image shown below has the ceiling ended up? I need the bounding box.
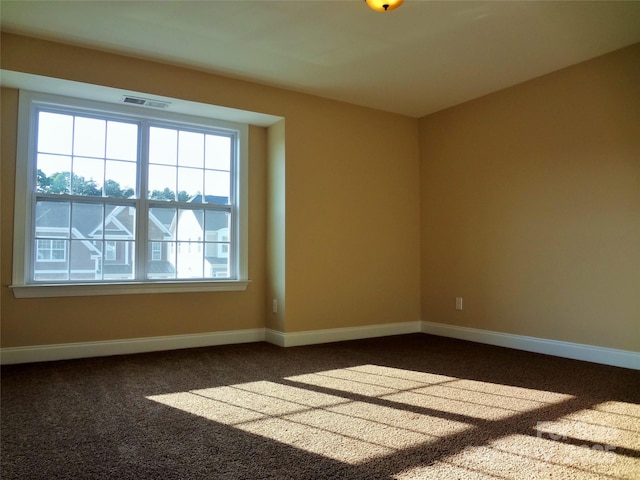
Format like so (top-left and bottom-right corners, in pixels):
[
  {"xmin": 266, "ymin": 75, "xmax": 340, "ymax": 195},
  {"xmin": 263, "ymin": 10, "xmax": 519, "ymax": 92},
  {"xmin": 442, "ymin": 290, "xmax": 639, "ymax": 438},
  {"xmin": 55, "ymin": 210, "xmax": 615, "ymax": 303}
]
[{"xmin": 2, "ymin": 1, "xmax": 640, "ymax": 118}]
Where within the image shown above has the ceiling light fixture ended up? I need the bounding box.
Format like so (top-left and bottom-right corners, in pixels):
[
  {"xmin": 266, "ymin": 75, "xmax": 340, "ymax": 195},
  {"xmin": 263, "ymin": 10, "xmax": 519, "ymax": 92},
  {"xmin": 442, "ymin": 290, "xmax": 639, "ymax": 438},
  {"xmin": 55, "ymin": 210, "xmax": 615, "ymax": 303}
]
[{"xmin": 364, "ymin": 0, "xmax": 403, "ymax": 12}]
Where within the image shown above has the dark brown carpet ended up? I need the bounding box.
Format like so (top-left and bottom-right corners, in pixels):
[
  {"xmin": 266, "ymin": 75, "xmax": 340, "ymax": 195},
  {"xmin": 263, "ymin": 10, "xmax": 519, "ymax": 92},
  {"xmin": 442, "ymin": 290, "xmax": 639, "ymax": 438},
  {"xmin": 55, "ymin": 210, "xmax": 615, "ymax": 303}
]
[{"xmin": 2, "ymin": 334, "xmax": 639, "ymax": 479}]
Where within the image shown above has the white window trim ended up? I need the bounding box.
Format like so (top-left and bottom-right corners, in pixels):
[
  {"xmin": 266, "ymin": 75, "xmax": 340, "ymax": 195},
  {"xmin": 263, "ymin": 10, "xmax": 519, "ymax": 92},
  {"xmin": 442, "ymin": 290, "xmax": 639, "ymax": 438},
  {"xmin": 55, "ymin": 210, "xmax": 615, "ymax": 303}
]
[
  {"xmin": 11, "ymin": 90, "xmax": 249, "ymax": 298},
  {"xmin": 10, "ymin": 280, "xmax": 250, "ymax": 299}
]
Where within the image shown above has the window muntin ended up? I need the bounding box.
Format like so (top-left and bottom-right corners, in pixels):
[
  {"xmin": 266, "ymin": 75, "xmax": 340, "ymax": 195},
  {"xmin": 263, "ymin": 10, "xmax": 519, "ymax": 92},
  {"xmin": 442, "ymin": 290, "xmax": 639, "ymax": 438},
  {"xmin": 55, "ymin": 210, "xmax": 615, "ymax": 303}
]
[{"xmin": 18, "ymin": 93, "xmax": 244, "ymax": 287}]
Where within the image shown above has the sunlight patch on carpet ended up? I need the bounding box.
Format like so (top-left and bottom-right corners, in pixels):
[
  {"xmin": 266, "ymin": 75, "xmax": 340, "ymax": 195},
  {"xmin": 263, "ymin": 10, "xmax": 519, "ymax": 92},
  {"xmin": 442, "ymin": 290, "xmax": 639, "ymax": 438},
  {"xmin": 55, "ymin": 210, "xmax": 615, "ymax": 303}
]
[
  {"xmin": 286, "ymin": 365, "xmax": 574, "ymax": 421},
  {"xmin": 147, "ymin": 366, "xmax": 476, "ymax": 464},
  {"xmin": 532, "ymin": 399, "xmax": 640, "ymax": 477},
  {"xmin": 393, "ymin": 442, "xmax": 610, "ymax": 480},
  {"xmin": 406, "ymin": 431, "xmax": 639, "ymax": 480},
  {"xmin": 147, "ymin": 383, "xmax": 466, "ymax": 463},
  {"xmin": 394, "ymin": 424, "xmax": 639, "ymax": 479},
  {"xmin": 145, "ymin": 364, "xmax": 588, "ymax": 465}
]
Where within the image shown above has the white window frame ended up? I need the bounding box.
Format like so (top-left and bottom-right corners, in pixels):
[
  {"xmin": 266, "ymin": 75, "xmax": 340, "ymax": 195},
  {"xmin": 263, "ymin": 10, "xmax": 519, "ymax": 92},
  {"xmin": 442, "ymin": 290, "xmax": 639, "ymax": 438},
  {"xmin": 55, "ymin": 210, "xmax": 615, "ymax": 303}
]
[{"xmin": 11, "ymin": 90, "xmax": 249, "ymax": 298}]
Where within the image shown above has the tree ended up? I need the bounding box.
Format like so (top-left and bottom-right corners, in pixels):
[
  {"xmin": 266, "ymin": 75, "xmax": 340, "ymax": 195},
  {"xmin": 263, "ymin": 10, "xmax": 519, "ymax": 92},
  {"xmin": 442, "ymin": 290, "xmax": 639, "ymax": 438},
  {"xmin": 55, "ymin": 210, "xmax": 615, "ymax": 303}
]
[
  {"xmin": 149, "ymin": 188, "xmax": 192, "ymax": 202},
  {"xmin": 149, "ymin": 187, "xmax": 176, "ymax": 201},
  {"xmin": 36, "ymin": 170, "xmax": 133, "ymax": 198},
  {"xmin": 43, "ymin": 171, "xmax": 72, "ymax": 194},
  {"xmin": 104, "ymin": 179, "xmax": 134, "ymax": 198},
  {"xmin": 36, "ymin": 169, "xmax": 52, "ymax": 192},
  {"xmin": 37, "ymin": 170, "xmax": 191, "ymax": 201},
  {"xmin": 72, "ymin": 175, "xmax": 101, "ymax": 196}
]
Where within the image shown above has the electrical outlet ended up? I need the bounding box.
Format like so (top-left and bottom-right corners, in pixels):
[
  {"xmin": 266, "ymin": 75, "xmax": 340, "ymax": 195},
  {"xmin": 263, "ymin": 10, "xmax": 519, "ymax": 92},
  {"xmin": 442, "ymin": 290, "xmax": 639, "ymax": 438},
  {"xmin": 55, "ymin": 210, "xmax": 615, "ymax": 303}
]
[
  {"xmin": 272, "ymin": 299, "xmax": 278, "ymax": 313},
  {"xmin": 456, "ymin": 297, "xmax": 463, "ymax": 310}
]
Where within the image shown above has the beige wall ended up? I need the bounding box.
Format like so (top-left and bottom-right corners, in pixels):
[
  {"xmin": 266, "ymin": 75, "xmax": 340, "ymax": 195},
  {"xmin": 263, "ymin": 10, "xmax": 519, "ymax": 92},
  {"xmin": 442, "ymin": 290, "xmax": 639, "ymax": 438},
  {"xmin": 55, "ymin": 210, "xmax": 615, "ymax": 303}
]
[
  {"xmin": 420, "ymin": 44, "xmax": 640, "ymax": 351},
  {"xmin": 283, "ymin": 103, "xmax": 421, "ymax": 332},
  {"xmin": 266, "ymin": 119, "xmax": 286, "ymax": 332},
  {"xmin": 3, "ymin": 32, "xmax": 636, "ymax": 353},
  {"xmin": 1, "ymin": 33, "xmax": 422, "ymax": 347}
]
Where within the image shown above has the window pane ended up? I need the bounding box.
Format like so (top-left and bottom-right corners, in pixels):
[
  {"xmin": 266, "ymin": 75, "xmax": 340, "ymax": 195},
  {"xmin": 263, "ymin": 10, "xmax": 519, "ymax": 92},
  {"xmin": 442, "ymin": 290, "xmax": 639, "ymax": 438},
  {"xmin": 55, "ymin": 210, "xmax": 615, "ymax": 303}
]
[
  {"xmin": 177, "ymin": 167, "xmax": 204, "ymax": 202},
  {"xmin": 106, "ymin": 121, "xmax": 138, "ymax": 161},
  {"xmin": 178, "ymin": 131, "xmax": 204, "ymax": 168},
  {"xmin": 72, "ymin": 157, "xmax": 103, "ymax": 196},
  {"xmin": 204, "ymin": 210, "xmax": 230, "ymax": 234},
  {"xmin": 177, "ymin": 241, "xmax": 203, "ymax": 279},
  {"xmin": 105, "ymin": 160, "xmax": 136, "ymax": 198},
  {"xmin": 204, "ymin": 170, "xmax": 230, "ymax": 202},
  {"xmin": 34, "ymin": 239, "xmax": 69, "ymax": 281},
  {"xmin": 105, "ymin": 205, "xmax": 135, "ymax": 240},
  {"xmin": 69, "ymin": 239, "xmax": 102, "ymax": 281},
  {"xmin": 148, "ymin": 207, "xmax": 176, "ymax": 241},
  {"xmin": 74, "ymin": 117, "xmax": 106, "ymax": 158},
  {"xmin": 204, "ymin": 210, "xmax": 231, "ymax": 278},
  {"xmin": 204, "ymin": 245, "xmax": 230, "ymax": 278},
  {"xmin": 205, "ymin": 134, "xmax": 231, "ymax": 171},
  {"xmin": 147, "ymin": 242, "xmax": 176, "ymax": 279},
  {"xmin": 37, "ymin": 154, "xmax": 72, "ymax": 194},
  {"xmin": 148, "ymin": 165, "xmax": 177, "ymax": 200},
  {"xmin": 38, "ymin": 112, "xmax": 73, "ymax": 155},
  {"xmin": 71, "ymin": 203, "xmax": 103, "ymax": 239},
  {"xmin": 149, "ymin": 127, "xmax": 177, "ymax": 165},
  {"xmin": 177, "ymin": 209, "xmax": 203, "ymax": 241},
  {"xmin": 35, "ymin": 201, "xmax": 70, "ymax": 238},
  {"xmin": 101, "ymin": 241, "xmax": 135, "ymax": 280}
]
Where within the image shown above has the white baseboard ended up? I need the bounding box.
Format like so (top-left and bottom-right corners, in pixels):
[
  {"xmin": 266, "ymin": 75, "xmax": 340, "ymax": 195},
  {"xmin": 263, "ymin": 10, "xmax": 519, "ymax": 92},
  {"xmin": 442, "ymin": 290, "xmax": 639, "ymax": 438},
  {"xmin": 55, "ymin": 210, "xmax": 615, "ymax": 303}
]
[
  {"xmin": 421, "ymin": 321, "xmax": 640, "ymax": 370},
  {"xmin": 3, "ymin": 321, "xmax": 637, "ymax": 370},
  {"xmin": 265, "ymin": 321, "xmax": 422, "ymax": 348},
  {"xmin": 1, "ymin": 322, "xmax": 420, "ymax": 364},
  {"xmin": 0, "ymin": 328, "xmax": 266, "ymax": 365}
]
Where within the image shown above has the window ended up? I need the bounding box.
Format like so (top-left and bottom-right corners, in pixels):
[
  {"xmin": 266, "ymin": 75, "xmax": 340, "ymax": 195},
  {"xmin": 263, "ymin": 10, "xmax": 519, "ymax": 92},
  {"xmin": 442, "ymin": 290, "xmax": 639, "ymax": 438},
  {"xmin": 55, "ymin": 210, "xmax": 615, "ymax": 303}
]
[
  {"xmin": 36, "ymin": 239, "xmax": 67, "ymax": 262},
  {"xmin": 105, "ymin": 241, "xmax": 117, "ymax": 262},
  {"xmin": 151, "ymin": 242, "xmax": 162, "ymax": 261},
  {"xmin": 12, "ymin": 91, "xmax": 249, "ymax": 297}
]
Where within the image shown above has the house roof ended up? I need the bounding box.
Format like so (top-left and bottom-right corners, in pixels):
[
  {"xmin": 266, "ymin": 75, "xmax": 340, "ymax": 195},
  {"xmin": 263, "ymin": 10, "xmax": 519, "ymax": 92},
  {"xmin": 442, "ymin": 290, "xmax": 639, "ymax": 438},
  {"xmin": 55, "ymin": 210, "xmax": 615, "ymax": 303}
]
[
  {"xmin": 36, "ymin": 199, "xmax": 230, "ymax": 241},
  {"xmin": 189, "ymin": 195, "xmax": 228, "ymax": 206},
  {"xmin": 36, "ymin": 202, "xmax": 134, "ymax": 239},
  {"xmin": 1, "ymin": 1, "xmax": 639, "ymax": 117}
]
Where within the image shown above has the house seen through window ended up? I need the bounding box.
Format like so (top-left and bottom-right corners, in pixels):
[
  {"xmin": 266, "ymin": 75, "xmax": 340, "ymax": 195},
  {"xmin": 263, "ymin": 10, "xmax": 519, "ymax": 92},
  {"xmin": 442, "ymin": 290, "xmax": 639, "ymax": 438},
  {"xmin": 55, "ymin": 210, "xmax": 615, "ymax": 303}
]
[{"xmin": 15, "ymin": 91, "xmax": 247, "ymax": 289}]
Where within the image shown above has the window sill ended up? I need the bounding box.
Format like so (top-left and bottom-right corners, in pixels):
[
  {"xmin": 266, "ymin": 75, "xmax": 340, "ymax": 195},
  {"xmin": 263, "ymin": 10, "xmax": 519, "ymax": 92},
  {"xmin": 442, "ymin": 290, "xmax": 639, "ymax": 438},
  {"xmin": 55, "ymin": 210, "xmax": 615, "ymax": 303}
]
[{"xmin": 10, "ymin": 280, "xmax": 250, "ymax": 298}]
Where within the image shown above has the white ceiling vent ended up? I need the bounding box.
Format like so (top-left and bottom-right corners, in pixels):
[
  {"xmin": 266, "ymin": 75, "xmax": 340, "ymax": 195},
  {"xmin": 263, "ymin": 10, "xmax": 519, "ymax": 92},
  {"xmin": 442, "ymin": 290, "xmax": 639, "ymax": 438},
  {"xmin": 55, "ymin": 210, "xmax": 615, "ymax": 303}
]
[{"xmin": 122, "ymin": 95, "xmax": 171, "ymax": 109}]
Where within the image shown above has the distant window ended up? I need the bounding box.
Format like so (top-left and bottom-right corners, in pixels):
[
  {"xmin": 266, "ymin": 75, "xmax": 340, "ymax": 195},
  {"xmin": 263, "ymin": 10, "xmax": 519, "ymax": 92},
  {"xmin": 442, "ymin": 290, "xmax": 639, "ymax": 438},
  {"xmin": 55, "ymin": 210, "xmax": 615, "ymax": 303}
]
[
  {"xmin": 105, "ymin": 241, "xmax": 117, "ymax": 261},
  {"xmin": 13, "ymin": 91, "xmax": 248, "ymax": 292},
  {"xmin": 36, "ymin": 239, "xmax": 66, "ymax": 262},
  {"xmin": 151, "ymin": 242, "xmax": 162, "ymax": 261}
]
